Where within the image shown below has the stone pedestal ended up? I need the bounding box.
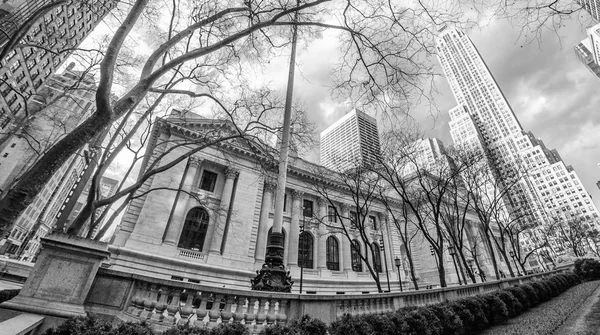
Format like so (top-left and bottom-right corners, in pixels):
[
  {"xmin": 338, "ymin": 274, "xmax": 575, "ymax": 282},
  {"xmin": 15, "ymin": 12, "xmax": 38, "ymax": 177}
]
[{"xmin": 0, "ymin": 234, "xmax": 109, "ymax": 318}]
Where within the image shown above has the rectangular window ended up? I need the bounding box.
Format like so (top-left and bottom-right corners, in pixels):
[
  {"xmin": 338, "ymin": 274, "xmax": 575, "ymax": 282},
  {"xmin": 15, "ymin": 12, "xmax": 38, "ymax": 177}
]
[
  {"xmin": 302, "ymin": 199, "xmax": 313, "ymax": 217},
  {"xmin": 328, "ymin": 206, "xmax": 337, "ymax": 223},
  {"xmin": 350, "ymin": 211, "xmax": 358, "ymax": 228},
  {"xmin": 199, "ymin": 170, "xmax": 218, "ymax": 192},
  {"xmin": 283, "ymin": 193, "xmax": 288, "ymax": 212},
  {"xmin": 369, "ymin": 215, "xmax": 377, "ymax": 230}
]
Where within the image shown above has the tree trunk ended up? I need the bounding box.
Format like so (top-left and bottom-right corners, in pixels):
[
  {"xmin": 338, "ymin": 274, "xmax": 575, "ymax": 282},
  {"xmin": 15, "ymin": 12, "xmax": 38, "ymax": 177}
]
[
  {"xmin": 437, "ymin": 253, "xmax": 447, "ymax": 287},
  {"xmin": 0, "ymin": 112, "xmax": 111, "ymax": 234}
]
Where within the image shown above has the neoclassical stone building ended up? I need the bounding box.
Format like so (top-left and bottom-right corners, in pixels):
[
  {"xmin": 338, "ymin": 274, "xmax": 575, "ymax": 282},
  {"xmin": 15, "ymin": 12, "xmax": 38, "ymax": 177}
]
[{"xmin": 108, "ymin": 111, "xmax": 502, "ymax": 293}]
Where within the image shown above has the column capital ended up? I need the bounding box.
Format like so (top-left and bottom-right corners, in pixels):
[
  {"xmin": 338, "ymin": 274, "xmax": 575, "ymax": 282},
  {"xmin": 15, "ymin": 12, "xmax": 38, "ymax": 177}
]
[
  {"xmin": 225, "ymin": 168, "xmax": 239, "ymax": 179},
  {"xmin": 189, "ymin": 156, "xmax": 202, "ymax": 167},
  {"xmin": 291, "ymin": 189, "xmax": 304, "ymax": 200},
  {"xmin": 264, "ymin": 180, "xmax": 277, "ymax": 193},
  {"xmin": 316, "ymin": 197, "xmax": 327, "ymax": 206},
  {"xmin": 377, "ymin": 212, "xmax": 388, "ymax": 223}
]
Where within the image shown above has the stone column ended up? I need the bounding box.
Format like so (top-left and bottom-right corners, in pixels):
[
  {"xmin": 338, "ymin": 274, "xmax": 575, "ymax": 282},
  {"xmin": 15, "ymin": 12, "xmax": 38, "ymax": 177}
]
[
  {"xmin": 288, "ymin": 190, "xmax": 303, "ymax": 266},
  {"xmin": 379, "ymin": 213, "xmax": 394, "ymax": 271},
  {"xmin": 317, "ymin": 197, "xmax": 327, "ymax": 270},
  {"xmin": 163, "ymin": 157, "xmax": 201, "ymax": 246},
  {"xmin": 340, "ymin": 204, "xmax": 352, "ymax": 272},
  {"xmin": 206, "ymin": 168, "xmax": 239, "ymax": 254},
  {"xmin": 254, "ymin": 181, "xmax": 276, "ymax": 262}
]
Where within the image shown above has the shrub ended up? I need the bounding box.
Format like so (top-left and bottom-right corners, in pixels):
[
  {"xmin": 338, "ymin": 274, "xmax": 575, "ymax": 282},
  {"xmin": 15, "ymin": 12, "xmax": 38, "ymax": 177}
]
[
  {"xmin": 0, "ymin": 289, "xmax": 20, "ymax": 304},
  {"xmin": 520, "ymin": 283, "xmax": 540, "ymax": 306},
  {"xmin": 161, "ymin": 324, "xmax": 211, "ymax": 335},
  {"xmin": 210, "ymin": 323, "xmax": 249, "ymax": 335},
  {"xmin": 115, "ymin": 321, "xmax": 153, "ymax": 335},
  {"xmin": 481, "ymin": 294, "xmax": 509, "ymax": 325},
  {"xmin": 446, "ymin": 301, "xmax": 475, "ymax": 334},
  {"xmin": 456, "ymin": 296, "xmax": 488, "ymax": 331},
  {"xmin": 494, "ymin": 291, "xmax": 523, "ymax": 318},
  {"xmin": 575, "ymin": 258, "xmax": 600, "ymax": 281},
  {"xmin": 505, "ymin": 286, "xmax": 530, "ymax": 310},
  {"xmin": 544, "ymin": 279, "xmax": 559, "ymax": 297},
  {"xmin": 395, "ymin": 306, "xmax": 442, "ymax": 335},
  {"xmin": 43, "ymin": 315, "xmax": 114, "ymax": 335},
  {"xmin": 531, "ymin": 281, "xmax": 550, "ymax": 302},
  {"xmin": 362, "ymin": 313, "xmax": 395, "ymax": 335},
  {"xmin": 329, "ymin": 314, "xmax": 373, "ymax": 335},
  {"xmin": 428, "ymin": 303, "xmax": 464, "ymax": 335},
  {"xmin": 259, "ymin": 324, "xmax": 289, "ymax": 335},
  {"xmin": 288, "ymin": 315, "xmax": 327, "ymax": 335}
]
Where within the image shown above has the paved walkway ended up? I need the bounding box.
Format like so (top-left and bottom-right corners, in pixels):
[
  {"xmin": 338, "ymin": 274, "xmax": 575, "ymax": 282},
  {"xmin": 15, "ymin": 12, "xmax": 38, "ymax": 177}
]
[{"xmin": 554, "ymin": 281, "xmax": 600, "ymax": 334}]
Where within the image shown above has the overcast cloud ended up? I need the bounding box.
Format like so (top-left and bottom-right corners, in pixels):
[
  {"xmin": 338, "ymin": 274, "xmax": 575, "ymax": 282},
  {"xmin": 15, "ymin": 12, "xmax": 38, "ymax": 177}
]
[{"xmin": 262, "ymin": 13, "xmax": 600, "ymax": 209}]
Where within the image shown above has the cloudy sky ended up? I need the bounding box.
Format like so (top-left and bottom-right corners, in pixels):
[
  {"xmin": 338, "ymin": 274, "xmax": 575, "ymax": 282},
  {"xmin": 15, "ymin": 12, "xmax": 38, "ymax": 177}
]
[
  {"xmin": 80, "ymin": 4, "xmax": 600, "ymax": 210},
  {"xmin": 259, "ymin": 12, "xmax": 600, "ymax": 209}
]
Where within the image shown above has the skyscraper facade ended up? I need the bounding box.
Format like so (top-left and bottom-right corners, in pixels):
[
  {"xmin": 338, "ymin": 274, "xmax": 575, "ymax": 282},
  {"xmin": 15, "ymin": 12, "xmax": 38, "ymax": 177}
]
[
  {"xmin": 577, "ymin": 0, "xmax": 600, "ymax": 22},
  {"xmin": 320, "ymin": 109, "xmax": 381, "ymax": 171},
  {"xmin": 0, "ymin": 65, "xmax": 98, "ymax": 259},
  {"xmin": 574, "ymin": 37, "xmax": 600, "ymax": 79},
  {"xmin": 0, "ymin": 0, "xmax": 115, "ymax": 149},
  {"xmin": 436, "ymin": 27, "xmax": 545, "ymax": 227},
  {"xmin": 436, "ymin": 27, "xmax": 600, "ymax": 260},
  {"xmin": 588, "ymin": 23, "xmax": 600, "ymax": 64}
]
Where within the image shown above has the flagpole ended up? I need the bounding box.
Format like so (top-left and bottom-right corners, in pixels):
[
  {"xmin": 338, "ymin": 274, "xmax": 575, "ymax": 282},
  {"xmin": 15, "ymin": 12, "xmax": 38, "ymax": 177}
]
[{"xmin": 251, "ymin": 4, "xmax": 299, "ymax": 292}]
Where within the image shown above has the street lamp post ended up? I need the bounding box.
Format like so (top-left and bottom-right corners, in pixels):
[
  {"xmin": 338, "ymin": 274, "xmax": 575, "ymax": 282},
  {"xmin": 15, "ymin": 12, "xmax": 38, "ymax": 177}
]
[
  {"xmin": 394, "ymin": 256, "xmax": 403, "ymax": 292},
  {"xmin": 299, "ymin": 213, "xmax": 305, "ymax": 294},
  {"xmin": 448, "ymin": 245, "xmax": 462, "ymax": 285},
  {"xmin": 251, "ymin": 0, "xmax": 299, "ymax": 292},
  {"xmin": 380, "ymin": 240, "xmax": 391, "ymax": 292}
]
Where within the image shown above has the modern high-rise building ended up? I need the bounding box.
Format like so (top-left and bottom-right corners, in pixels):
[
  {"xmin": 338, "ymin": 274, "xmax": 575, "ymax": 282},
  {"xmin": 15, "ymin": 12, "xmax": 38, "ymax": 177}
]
[
  {"xmin": 0, "ymin": 64, "xmax": 97, "ymax": 193},
  {"xmin": 0, "ymin": 0, "xmax": 116, "ymax": 149},
  {"xmin": 400, "ymin": 138, "xmax": 450, "ymax": 176},
  {"xmin": 0, "ymin": 65, "xmax": 98, "ymax": 259},
  {"xmin": 320, "ymin": 109, "xmax": 381, "ymax": 171},
  {"xmin": 588, "ymin": 23, "xmax": 600, "ymax": 64},
  {"xmin": 574, "ymin": 37, "xmax": 600, "ymax": 79},
  {"xmin": 436, "ymin": 26, "xmax": 546, "ymax": 227},
  {"xmin": 577, "ymin": 0, "xmax": 600, "ymax": 22},
  {"xmin": 436, "ymin": 27, "xmax": 600, "ymax": 259}
]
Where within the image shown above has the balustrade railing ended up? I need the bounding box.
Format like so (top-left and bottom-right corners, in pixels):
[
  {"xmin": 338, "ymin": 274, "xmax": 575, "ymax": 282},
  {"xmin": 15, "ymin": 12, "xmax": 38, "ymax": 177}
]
[{"xmin": 87, "ymin": 268, "xmax": 563, "ymax": 333}]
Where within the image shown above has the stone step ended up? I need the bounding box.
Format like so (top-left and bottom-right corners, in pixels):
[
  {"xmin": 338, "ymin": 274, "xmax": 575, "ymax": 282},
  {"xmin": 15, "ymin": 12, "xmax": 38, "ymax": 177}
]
[{"xmin": 0, "ymin": 313, "xmax": 44, "ymax": 335}]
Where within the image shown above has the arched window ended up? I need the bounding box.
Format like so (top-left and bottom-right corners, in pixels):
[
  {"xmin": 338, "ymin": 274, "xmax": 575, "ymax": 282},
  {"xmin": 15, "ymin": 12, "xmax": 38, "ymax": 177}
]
[
  {"xmin": 298, "ymin": 232, "xmax": 313, "ymax": 268},
  {"xmin": 372, "ymin": 242, "xmax": 382, "ymax": 272},
  {"xmin": 178, "ymin": 207, "xmax": 210, "ymax": 251},
  {"xmin": 265, "ymin": 227, "xmax": 286, "ymax": 258},
  {"xmin": 326, "ymin": 236, "xmax": 339, "ymax": 271},
  {"xmin": 351, "ymin": 240, "xmax": 362, "ymax": 272}
]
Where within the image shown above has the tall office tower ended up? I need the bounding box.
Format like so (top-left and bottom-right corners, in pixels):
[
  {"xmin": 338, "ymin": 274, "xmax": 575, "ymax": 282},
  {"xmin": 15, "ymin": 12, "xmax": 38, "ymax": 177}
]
[
  {"xmin": 0, "ymin": 64, "xmax": 97, "ymax": 193},
  {"xmin": 437, "ymin": 27, "xmax": 600, "ymax": 261},
  {"xmin": 0, "ymin": 0, "xmax": 116, "ymax": 149},
  {"xmin": 401, "ymin": 138, "xmax": 450, "ymax": 176},
  {"xmin": 0, "ymin": 65, "xmax": 98, "ymax": 258},
  {"xmin": 577, "ymin": 0, "xmax": 600, "ymax": 22},
  {"xmin": 436, "ymin": 26, "xmax": 546, "ymax": 228},
  {"xmin": 574, "ymin": 37, "xmax": 600, "ymax": 79},
  {"xmin": 588, "ymin": 23, "xmax": 600, "ymax": 64},
  {"xmin": 320, "ymin": 109, "xmax": 381, "ymax": 171},
  {"xmin": 522, "ymin": 132, "xmax": 600, "ymax": 225}
]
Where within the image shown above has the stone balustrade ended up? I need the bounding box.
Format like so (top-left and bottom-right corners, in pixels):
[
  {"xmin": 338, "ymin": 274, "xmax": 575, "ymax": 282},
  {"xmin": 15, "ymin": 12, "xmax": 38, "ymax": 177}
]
[{"xmin": 85, "ymin": 268, "xmax": 563, "ymax": 333}]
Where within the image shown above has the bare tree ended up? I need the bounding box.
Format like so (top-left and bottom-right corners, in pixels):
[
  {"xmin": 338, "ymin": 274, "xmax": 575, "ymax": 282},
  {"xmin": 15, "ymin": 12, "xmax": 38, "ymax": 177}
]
[
  {"xmin": 0, "ymin": 0, "xmax": 473, "ymax": 234},
  {"xmin": 309, "ymin": 161, "xmax": 388, "ymax": 293}
]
